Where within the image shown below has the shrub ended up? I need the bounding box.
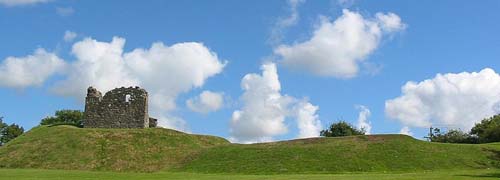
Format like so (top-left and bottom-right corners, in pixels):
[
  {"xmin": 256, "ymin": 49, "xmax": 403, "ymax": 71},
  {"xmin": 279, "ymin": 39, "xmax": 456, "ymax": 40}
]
[
  {"xmin": 40, "ymin": 110, "xmax": 83, "ymax": 127},
  {"xmin": 320, "ymin": 121, "xmax": 365, "ymax": 137}
]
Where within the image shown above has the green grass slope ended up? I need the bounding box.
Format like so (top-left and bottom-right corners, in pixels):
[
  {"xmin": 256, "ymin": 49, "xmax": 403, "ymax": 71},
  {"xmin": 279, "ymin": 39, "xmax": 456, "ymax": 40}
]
[
  {"xmin": 0, "ymin": 125, "xmax": 229, "ymax": 172},
  {"xmin": 0, "ymin": 126, "xmax": 499, "ymax": 174},
  {"xmin": 178, "ymin": 135, "xmax": 500, "ymax": 174}
]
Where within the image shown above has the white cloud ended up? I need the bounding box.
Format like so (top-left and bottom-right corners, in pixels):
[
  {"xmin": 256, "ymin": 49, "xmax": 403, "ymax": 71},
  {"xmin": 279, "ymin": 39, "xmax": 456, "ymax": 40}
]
[
  {"xmin": 52, "ymin": 37, "xmax": 138, "ymax": 98},
  {"xmin": 274, "ymin": 9, "xmax": 405, "ymax": 78},
  {"xmin": 293, "ymin": 100, "xmax": 322, "ymax": 138},
  {"xmin": 399, "ymin": 126, "xmax": 412, "ymax": 136},
  {"xmin": 0, "ymin": 0, "xmax": 50, "ymax": 7},
  {"xmin": 51, "ymin": 36, "xmax": 226, "ymax": 131},
  {"xmin": 278, "ymin": 0, "xmax": 304, "ymax": 27},
  {"xmin": 56, "ymin": 7, "xmax": 75, "ymax": 17},
  {"xmin": 230, "ymin": 62, "xmax": 321, "ymax": 143},
  {"xmin": 356, "ymin": 105, "xmax": 371, "ymax": 134},
  {"xmin": 376, "ymin": 12, "xmax": 406, "ymax": 33},
  {"xmin": 269, "ymin": 0, "xmax": 305, "ymax": 45},
  {"xmin": 187, "ymin": 90, "xmax": 224, "ymax": 114},
  {"xmin": 63, "ymin": 31, "xmax": 77, "ymax": 42},
  {"xmin": 156, "ymin": 115, "xmax": 190, "ymax": 133},
  {"xmin": 385, "ymin": 68, "xmax": 500, "ymax": 131},
  {"xmin": 0, "ymin": 48, "xmax": 65, "ymax": 89},
  {"xmin": 230, "ymin": 63, "xmax": 290, "ymax": 143}
]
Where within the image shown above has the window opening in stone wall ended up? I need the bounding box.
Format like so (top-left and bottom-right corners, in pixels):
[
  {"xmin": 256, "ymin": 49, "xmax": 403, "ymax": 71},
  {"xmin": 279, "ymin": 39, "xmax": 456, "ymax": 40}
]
[{"xmin": 125, "ymin": 94, "xmax": 131, "ymax": 103}]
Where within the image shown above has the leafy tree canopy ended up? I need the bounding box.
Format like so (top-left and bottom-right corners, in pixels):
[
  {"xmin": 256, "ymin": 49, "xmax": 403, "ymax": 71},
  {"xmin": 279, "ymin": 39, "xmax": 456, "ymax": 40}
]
[
  {"xmin": 0, "ymin": 117, "xmax": 6, "ymax": 130},
  {"xmin": 429, "ymin": 128, "xmax": 478, "ymax": 144},
  {"xmin": 40, "ymin": 110, "xmax": 84, "ymax": 127},
  {"xmin": 429, "ymin": 114, "xmax": 500, "ymax": 144},
  {"xmin": 471, "ymin": 115, "xmax": 500, "ymax": 143},
  {"xmin": 0, "ymin": 117, "xmax": 24, "ymax": 146},
  {"xmin": 320, "ymin": 121, "xmax": 365, "ymax": 137}
]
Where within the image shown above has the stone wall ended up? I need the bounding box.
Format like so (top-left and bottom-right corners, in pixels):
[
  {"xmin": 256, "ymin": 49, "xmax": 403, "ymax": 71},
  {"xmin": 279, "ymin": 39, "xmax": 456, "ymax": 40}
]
[
  {"xmin": 83, "ymin": 86, "xmax": 153, "ymax": 128},
  {"xmin": 149, "ymin": 117, "xmax": 158, "ymax": 128}
]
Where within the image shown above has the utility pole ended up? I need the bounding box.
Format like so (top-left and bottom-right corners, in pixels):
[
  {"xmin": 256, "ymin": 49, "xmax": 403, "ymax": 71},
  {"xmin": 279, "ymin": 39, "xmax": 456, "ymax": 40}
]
[{"xmin": 424, "ymin": 126, "xmax": 433, "ymax": 141}]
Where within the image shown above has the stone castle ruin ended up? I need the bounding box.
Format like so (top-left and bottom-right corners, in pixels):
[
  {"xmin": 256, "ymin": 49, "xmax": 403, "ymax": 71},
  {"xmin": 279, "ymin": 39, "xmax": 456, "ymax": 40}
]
[{"xmin": 83, "ymin": 86, "xmax": 157, "ymax": 128}]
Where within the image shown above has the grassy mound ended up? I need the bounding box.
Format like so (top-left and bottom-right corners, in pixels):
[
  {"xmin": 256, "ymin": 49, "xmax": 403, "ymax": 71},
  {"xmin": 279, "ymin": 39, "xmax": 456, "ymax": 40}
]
[
  {"xmin": 178, "ymin": 135, "xmax": 500, "ymax": 174},
  {"xmin": 0, "ymin": 125, "xmax": 229, "ymax": 172},
  {"xmin": 0, "ymin": 126, "xmax": 498, "ymax": 174}
]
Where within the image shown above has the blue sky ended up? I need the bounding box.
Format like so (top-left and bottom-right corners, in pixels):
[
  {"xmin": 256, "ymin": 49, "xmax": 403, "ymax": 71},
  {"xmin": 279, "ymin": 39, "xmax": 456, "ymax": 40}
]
[{"xmin": 1, "ymin": 0, "xmax": 500, "ymax": 143}]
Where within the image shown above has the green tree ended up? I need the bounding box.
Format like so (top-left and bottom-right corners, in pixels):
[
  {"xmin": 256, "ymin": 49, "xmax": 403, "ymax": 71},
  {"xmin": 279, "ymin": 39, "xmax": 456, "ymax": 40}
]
[
  {"xmin": 320, "ymin": 121, "xmax": 365, "ymax": 137},
  {"xmin": 0, "ymin": 117, "xmax": 6, "ymax": 132},
  {"xmin": 1, "ymin": 124, "xmax": 24, "ymax": 145},
  {"xmin": 471, "ymin": 115, "xmax": 500, "ymax": 143},
  {"xmin": 0, "ymin": 117, "xmax": 25, "ymax": 146},
  {"xmin": 40, "ymin": 110, "xmax": 84, "ymax": 127},
  {"xmin": 0, "ymin": 117, "xmax": 6, "ymax": 146},
  {"xmin": 429, "ymin": 128, "xmax": 478, "ymax": 144}
]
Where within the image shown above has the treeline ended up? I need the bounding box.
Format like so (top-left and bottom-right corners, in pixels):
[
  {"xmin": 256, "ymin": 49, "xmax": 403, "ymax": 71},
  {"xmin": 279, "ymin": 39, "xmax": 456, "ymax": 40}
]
[
  {"xmin": 429, "ymin": 114, "xmax": 500, "ymax": 144},
  {"xmin": 0, "ymin": 110, "xmax": 83, "ymax": 147},
  {"xmin": 0, "ymin": 117, "xmax": 24, "ymax": 146},
  {"xmin": 321, "ymin": 115, "xmax": 500, "ymax": 144}
]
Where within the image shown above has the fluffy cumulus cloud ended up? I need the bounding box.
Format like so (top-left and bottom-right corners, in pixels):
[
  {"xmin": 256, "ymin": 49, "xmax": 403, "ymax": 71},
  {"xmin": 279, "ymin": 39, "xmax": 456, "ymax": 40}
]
[
  {"xmin": 386, "ymin": 68, "xmax": 500, "ymax": 131},
  {"xmin": 375, "ymin": 12, "xmax": 405, "ymax": 33},
  {"xmin": 0, "ymin": 0, "xmax": 50, "ymax": 7},
  {"xmin": 0, "ymin": 48, "xmax": 65, "ymax": 89},
  {"xmin": 230, "ymin": 63, "xmax": 321, "ymax": 143},
  {"xmin": 230, "ymin": 63, "xmax": 291, "ymax": 143},
  {"xmin": 51, "ymin": 37, "xmax": 138, "ymax": 98},
  {"xmin": 274, "ymin": 9, "xmax": 405, "ymax": 78},
  {"xmin": 293, "ymin": 101, "xmax": 322, "ymax": 138},
  {"xmin": 356, "ymin": 105, "xmax": 371, "ymax": 134},
  {"xmin": 49, "ymin": 36, "xmax": 225, "ymax": 131},
  {"xmin": 186, "ymin": 90, "xmax": 224, "ymax": 114}
]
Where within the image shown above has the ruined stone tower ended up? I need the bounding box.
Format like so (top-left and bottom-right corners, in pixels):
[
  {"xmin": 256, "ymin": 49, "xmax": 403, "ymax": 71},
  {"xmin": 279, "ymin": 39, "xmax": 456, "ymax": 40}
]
[{"xmin": 83, "ymin": 86, "xmax": 157, "ymax": 128}]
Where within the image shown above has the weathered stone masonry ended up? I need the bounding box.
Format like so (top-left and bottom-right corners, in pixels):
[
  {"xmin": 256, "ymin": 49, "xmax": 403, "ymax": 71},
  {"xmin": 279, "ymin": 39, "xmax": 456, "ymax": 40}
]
[{"xmin": 83, "ymin": 86, "xmax": 157, "ymax": 128}]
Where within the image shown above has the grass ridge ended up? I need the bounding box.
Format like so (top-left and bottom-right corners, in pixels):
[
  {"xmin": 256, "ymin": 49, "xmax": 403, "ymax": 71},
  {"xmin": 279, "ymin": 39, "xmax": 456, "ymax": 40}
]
[{"xmin": 0, "ymin": 126, "xmax": 499, "ymax": 174}]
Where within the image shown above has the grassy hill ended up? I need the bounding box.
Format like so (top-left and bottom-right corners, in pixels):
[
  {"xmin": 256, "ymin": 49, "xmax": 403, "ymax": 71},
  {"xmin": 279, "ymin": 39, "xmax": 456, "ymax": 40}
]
[
  {"xmin": 0, "ymin": 125, "xmax": 229, "ymax": 172},
  {"xmin": 179, "ymin": 135, "xmax": 500, "ymax": 174},
  {"xmin": 0, "ymin": 126, "xmax": 499, "ymax": 174}
]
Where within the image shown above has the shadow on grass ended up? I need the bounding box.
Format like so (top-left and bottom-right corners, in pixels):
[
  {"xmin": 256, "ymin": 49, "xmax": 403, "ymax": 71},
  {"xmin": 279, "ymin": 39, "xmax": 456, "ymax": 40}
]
[
  {"xmin": 456, "ymin": 173, "xmax": 500, "ymax": 178},
  {"xmin": 485, "ymin": 148, "xmax": 500, "ymax": 168},
  {"xmin": 477, "ymin": 148, "xmax": 500, "ymax": 168},
  {"xmin": 462, "ymin": 148, "xmax": 500, "ymax": 178}
]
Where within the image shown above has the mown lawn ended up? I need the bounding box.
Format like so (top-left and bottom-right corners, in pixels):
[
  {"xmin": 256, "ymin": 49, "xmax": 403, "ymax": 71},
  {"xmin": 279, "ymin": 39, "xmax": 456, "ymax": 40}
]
[{"xmin": 1, "ymin": 169, "xmax": 499, "ymax": 180}]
